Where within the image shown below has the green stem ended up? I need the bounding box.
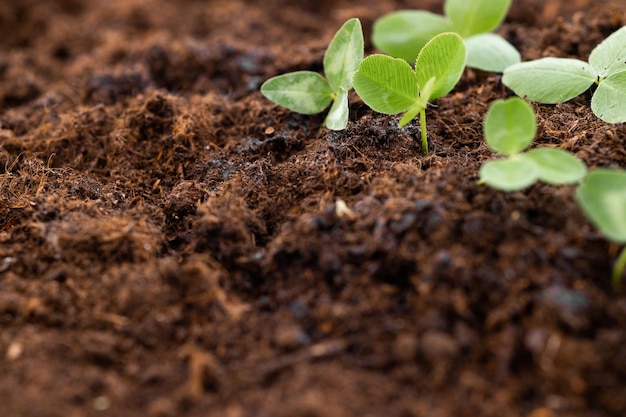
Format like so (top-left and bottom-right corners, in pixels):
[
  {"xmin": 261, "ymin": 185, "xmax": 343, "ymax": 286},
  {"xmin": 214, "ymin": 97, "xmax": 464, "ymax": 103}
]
[
  {"xmin": 612, "ymin": 246, "xmax": 626, "ymax": 288},
  {"xmin": 419, "ymin": 108, "xmax": 428, "ymax": 155}
]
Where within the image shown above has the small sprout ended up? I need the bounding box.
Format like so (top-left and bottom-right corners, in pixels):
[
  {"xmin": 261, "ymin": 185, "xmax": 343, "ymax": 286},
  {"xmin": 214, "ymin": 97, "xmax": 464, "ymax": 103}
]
[
  {"xmin": 479, "ymin": 98, "xmax": 587, "ymax": 191},
  {"xmin": 575, "ymin": 169, "xmax": 626, "ymax": 287},
  {"xmin": 503, "ymin": 26, "xmax": 626, "ymax": 123},
  {"xmin": 260, "ymin": 18, "xmax": 364, "ymax": 130},
  {"xmin": 352, "ymin": 32, "xmax": 467, "ymax": 154},
  {"xmin": 372, "ymin": 0, "xmax": 520, "ymax": 72}
]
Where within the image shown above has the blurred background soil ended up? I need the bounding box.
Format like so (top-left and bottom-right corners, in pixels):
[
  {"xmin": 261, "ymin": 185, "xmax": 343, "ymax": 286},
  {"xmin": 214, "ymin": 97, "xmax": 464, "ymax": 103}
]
[{"xmin": 0, "ymin": 1, "xmax": 625, "ymax": 416}]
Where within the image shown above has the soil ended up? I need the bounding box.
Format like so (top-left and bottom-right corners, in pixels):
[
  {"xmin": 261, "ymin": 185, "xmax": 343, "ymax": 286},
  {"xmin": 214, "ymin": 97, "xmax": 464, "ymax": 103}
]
[{"xmin": 1, "ymin": 0, "xmax": 626, "ymax": 416}]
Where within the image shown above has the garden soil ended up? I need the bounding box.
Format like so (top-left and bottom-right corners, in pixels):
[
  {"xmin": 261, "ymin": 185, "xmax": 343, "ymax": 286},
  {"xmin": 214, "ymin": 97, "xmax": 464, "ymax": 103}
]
[{"xmin": 1, "ymin": 0, "xmax": 626, "ymax": 416}]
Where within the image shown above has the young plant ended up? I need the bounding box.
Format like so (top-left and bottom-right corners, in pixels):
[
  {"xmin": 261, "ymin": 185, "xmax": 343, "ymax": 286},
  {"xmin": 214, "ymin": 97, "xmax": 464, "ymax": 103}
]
[
  {"xmin": 352, "ymin": 32, "xmax": 466, "ymax": 155},
  {"xmin": 260, "ymin": 18, "xmax": 363, "ymax": 130},
  {"xmin": 479, "ymin": 97, "xmax": 587, "ymax": 191},
  {"xmin": 576, "ymin": 169, "xmax": 626, "ymax": 288},
  {"xmin": 503, "ymin": 26, "xmax": 626, "ymax": 123},
  {"xmin": 372, "ymin": 0, "xmax": 520, "ymax": 72}
]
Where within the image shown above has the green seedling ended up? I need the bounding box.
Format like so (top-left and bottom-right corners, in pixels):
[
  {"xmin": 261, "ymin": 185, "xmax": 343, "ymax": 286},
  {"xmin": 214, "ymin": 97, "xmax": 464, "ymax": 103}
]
[
  {"xmin": 372, "ymin": 0, "xmax": 520, "ymax": 72},
  {"xmin": 260, "ymin": 18, "xmax": 364, "ymax": 130},
  {"xmin": 503, "ymin": 26, "xmax": 626, "ymax": 123},
  {"xmin": 352, "ymin": 32, "xmax": 466, "ymax": 155},
  {"xmin": 576, "ymin": 169, "xmax": 626, "ymax": 288},
  {"xmin": 479, "ymin": 97, "xmax": 587, "ymax": 191}
]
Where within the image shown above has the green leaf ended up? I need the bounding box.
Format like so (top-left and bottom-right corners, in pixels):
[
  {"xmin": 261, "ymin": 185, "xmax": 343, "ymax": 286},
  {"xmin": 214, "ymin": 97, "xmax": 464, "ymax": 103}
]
[
  {"xmin": 464, "ymin": 33, "xmax": 521, "ymax": 72},
  {"xmin": 484, "ymin": 97, "xmax": 536, "ymax": 155},
  {"xmin": 261, "ymin": 71, "xmax": 333, "ymax": 114},
  {"xmin": 502, "ymin": 58, "xmax": 596, "ymax": 103},
  {"xmin": 325, "ymin": 88, "xmax": 349, "ymax": 130},
  {"xmin": 589, "ymin": 26, "xmax": 626, "ymax": 78},
  {"xmin": 415, "ymin": 32, "xmax": 467, "ymax": 99},
  {"xmin": 591, "ymin": 70, "xmax": 626, "ymax": 123},
  {"xmin": 479, "ymin": 157, "xmax": 539, "ymax": 191},
  {"xmin": 352, "ymin": 54, "xmax": 418, "ymax": 114},
  {"xmin": 445, "ymin": 0, "xmax": 511, "ymax": 38},
  {"xmin": 372, "ymin": 10, "xmax": 453, "ymax": 62},
  {"xmin": 525, "ymin": 148, "xmax": 587, "ymax": 184},
  {"xmin": 324, "ymin": 18, "xmax": 364, "ymax": 92},
  {"xmin": 576, "ymin": 169, "xmax": 626, "ymax": 244}
]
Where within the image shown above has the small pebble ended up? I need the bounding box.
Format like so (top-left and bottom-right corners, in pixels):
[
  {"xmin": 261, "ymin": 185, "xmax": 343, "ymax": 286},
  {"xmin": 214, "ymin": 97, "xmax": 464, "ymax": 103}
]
[
  {"xmin": 93, "ymin": 396, "xmax": 110, "ymax": 411},
  {"xmin": 5, "ymin": 342, "xmax": 23, "ymax": 360}
]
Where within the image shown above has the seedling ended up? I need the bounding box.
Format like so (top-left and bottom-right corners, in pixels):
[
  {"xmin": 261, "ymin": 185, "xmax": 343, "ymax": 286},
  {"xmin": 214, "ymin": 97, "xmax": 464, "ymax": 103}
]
[
  {"xmin": 372, "ymin": 0, "xmax": 520, "ymax": 72},
  {"xmin": 478, "ymin": 98, "xmax": 587, "ymax": 191},
  {"xmin": 352, "ymin": 32, "xmax": 466, "ymax": 154},
  {"xmin": 576, "ymin": 169, "xmax": 626, "ymax": 288},
  {"xmin": 503, "ymin": 26, "xmax": 626, "ymax": 123},
  {"xmin": 260, "ymin": 18, "xmax": 363, "ymax": 130}
]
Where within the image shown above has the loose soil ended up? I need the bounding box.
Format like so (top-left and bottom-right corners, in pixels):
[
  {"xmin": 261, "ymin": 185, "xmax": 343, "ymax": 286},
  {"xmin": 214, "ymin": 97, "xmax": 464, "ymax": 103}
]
[{"xmin": 1, "ymin": 1, "xmax": 626, "ymax": 416}]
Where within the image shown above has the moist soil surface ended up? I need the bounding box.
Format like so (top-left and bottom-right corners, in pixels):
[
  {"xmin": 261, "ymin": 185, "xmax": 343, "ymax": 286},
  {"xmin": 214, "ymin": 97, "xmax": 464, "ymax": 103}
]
[{"xmin": 1, "ymin": 1, "xmax": 626, "ymax": 416}]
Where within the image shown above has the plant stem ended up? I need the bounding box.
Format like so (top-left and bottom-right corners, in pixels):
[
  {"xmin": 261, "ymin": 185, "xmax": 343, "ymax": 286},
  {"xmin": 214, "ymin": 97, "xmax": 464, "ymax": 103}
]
[
  {"xmin": 419, "ymin": 108, "xmax": 428, "ymax": 155},
  {"xmin": 612, "ymin": 246, "xmax": 626, "ymax": 288}
]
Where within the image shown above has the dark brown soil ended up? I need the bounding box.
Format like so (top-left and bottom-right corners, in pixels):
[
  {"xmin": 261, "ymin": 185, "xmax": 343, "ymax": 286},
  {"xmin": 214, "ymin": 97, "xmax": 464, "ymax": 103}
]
[{"xmin": 1, "ymin": 1, "xmax": 626, "ymax": 416}]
